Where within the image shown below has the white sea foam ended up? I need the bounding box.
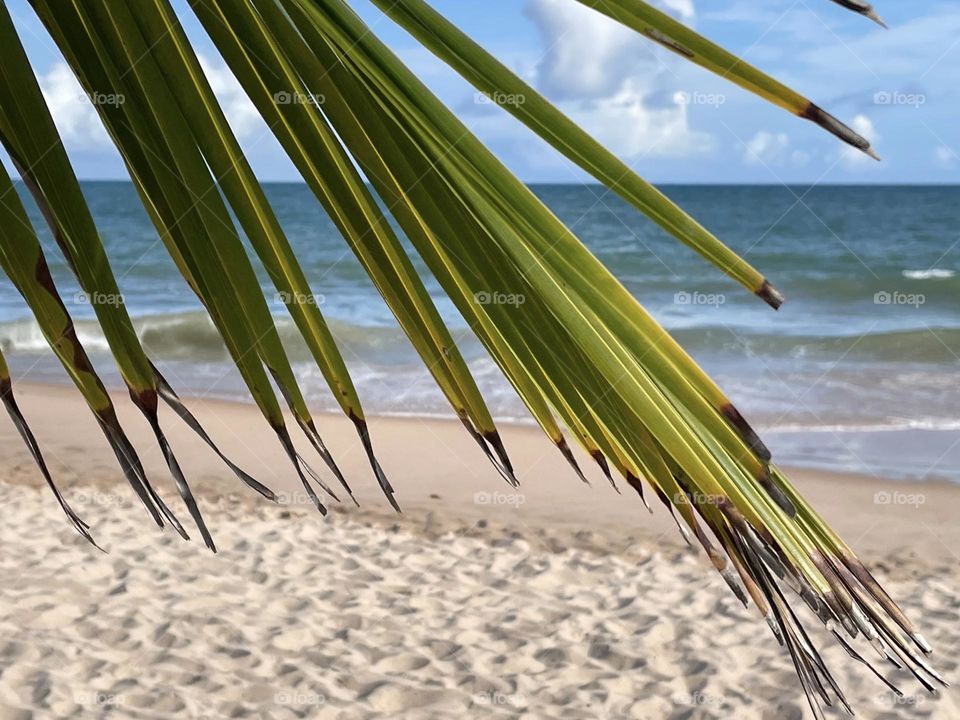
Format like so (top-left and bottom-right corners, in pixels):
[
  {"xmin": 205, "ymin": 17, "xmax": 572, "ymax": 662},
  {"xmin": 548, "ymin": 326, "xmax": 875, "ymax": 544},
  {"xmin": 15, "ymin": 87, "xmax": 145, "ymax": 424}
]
[
  {"xmin": 902, "ymin": 269, "xmax": 956, "ymax": 280},
  {"xmin": 762, "ymin": 419, "xmax": 960, "ymax": 434}
]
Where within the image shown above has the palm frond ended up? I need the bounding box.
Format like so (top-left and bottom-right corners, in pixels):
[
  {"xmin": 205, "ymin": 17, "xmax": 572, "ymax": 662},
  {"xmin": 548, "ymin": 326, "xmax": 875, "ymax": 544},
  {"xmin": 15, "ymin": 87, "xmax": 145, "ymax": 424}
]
[
  {"xmin": 0, "ymin": 0, "xmax": 282, "ymax": 549},
  {"xmin": 0, "ymin": 157, "xmax": 184, "ymax": 538},
  {"xmin": 0, "ymin": 0, "xmax": 937, "ymax": 715}
]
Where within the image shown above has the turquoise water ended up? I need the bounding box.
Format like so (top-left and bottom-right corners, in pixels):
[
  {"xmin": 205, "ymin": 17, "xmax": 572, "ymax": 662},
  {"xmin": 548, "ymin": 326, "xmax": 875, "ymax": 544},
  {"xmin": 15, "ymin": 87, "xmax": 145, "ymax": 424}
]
[{"xmin": 2, "ymin": 182, "xmax": 958, "ymax": 482}]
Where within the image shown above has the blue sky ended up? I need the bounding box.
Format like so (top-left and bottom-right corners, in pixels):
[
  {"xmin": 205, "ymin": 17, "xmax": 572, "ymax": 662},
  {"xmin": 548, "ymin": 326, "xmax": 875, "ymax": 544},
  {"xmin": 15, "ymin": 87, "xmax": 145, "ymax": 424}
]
[{"xmin": 5, "ymin": 0, "xmax": 959, "ymax": 183}]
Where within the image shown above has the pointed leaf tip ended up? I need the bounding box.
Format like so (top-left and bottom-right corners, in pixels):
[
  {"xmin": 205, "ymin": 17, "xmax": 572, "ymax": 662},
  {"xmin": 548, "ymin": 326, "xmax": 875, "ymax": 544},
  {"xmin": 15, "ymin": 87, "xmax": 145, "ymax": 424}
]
[
  {"xmin": 829, "ymin": 1, "xmax": 887, "ymax": 28},
  {"xmin": 350, "ymin": 414, "xmax": 397, "ymax": 509},
  {"xmin": 866, "ymin": 10, "xmax": 888, "ymax": 28},
  {"xmin": 801, "ymin": 103, "xmax": 879, "ymax": 160},
  {"xmin": 556, "ymin": 437, "xmax": 589, "ymax": 485}
]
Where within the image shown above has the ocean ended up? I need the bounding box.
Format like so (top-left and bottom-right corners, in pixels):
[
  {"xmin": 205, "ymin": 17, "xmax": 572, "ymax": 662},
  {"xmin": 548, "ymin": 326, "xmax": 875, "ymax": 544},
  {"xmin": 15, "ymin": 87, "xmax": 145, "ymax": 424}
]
[{"xmin": 2, "ymin": 182, "xmax": 958, "ymax": 483}]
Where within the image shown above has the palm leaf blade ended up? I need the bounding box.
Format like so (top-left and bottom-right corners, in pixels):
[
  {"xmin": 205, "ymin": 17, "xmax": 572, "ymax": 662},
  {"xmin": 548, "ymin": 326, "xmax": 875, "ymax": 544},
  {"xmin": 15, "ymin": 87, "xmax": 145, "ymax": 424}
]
[
  {"xmin": 574, "ymin": 0, "xmax": 881, "ymax": 159},
  {"xmin": 369, "ymin": 0, "xmax": 785, "ymax": 307},
  {"xmin": 195, "ymin": 0, "xmax": 523, "ymax": 483},
  {"xmin": 275, "ymin": 0, "xmax": 936, "ymax": 710},
  {"xmin": 0, "ymin": 346, "xmax": 98, "ymax": 547},
  {"xmin": 0, "ymin": 159, "xmax": 182, "ymax": 536},
  {"xmin": 0, "ymin": 0, "xmax": 286, "ymax": 550}
]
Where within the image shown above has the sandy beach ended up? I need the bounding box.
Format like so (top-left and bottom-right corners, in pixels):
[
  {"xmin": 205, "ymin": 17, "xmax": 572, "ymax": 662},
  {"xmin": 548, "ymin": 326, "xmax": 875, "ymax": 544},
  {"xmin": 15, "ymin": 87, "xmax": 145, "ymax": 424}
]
[{"xmin": 0, "ymin": 383, "xmax": 957, "ymax": 719}]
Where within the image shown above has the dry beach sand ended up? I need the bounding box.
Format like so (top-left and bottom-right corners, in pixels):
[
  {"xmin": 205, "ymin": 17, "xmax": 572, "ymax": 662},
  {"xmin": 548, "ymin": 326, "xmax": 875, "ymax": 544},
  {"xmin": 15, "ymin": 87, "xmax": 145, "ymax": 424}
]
[{"xmin": 0, "ymin": 383, "xmax": 958, "ymax": 719}]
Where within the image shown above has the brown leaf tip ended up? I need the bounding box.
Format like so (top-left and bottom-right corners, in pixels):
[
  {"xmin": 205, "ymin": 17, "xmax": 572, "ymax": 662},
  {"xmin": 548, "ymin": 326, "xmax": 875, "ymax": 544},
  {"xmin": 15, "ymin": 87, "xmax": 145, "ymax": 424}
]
[
  {"xmin": 801, "ymin": 103, "xmax": 879, "ymax": 160},
  {"xmin": 756, "ymin": 279, "xmax": 784, "ymax": 310}
]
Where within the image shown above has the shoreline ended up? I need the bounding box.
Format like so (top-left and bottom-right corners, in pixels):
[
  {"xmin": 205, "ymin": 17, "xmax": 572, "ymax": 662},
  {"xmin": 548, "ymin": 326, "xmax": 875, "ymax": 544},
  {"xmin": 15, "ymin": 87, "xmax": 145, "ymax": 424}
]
[
  {"xmin": 3, "ymin": 380, "xmax": 959, "ymax": 564},
  {"xmin": 6, "ymin": 355, "xmax": 959, "ymax": 485}
]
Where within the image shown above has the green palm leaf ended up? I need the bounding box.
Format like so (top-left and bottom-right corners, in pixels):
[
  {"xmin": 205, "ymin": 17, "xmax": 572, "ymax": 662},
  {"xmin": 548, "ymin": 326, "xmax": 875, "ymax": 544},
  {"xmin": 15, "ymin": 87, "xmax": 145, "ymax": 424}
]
[
  {"xmin": 0, "ymin": 159, "xmax": 184, "ymax": 539},
  {"xmin": 0, "ymin": 0, "xmax": 936, "ymax": 715}
]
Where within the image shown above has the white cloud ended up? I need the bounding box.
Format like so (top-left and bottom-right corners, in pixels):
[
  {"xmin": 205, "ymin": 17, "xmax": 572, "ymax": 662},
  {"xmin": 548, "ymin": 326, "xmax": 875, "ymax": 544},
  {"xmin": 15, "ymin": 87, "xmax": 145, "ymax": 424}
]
[
  {"xmin": 524, "ymin": 0, "xmax": 712, "ymax": 158},
  {"xmin": 935, "ymin": 145, "xmax": 957, "ymax": 169},
  {"xmin": 569, "ymin": 83, "xmax": 714, "ymax": 158},
  {"xmin": 524, "ymin": 0, "xmax": 652, "ymax": 100},
  {"xmin": 37, "ymin": 56, "xmax": 263, "ymax": 153},
  {"xmin": 744, "ymin": 131, "xmax": 789, "ymax": 166},
  {"xmin": 525, "ymin": 0, "xmax": 695, "ymax": 100},
  {"xmin": 743, "ymin": 131, "xmax": 809, "ymax": 168},
  {"xmin": 39, "ymin": 62, "xmax": 114, "ymax": 149},
  {"xmin": 197, "ymin": 55, "xmax": 263, "ymax": 141}
]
